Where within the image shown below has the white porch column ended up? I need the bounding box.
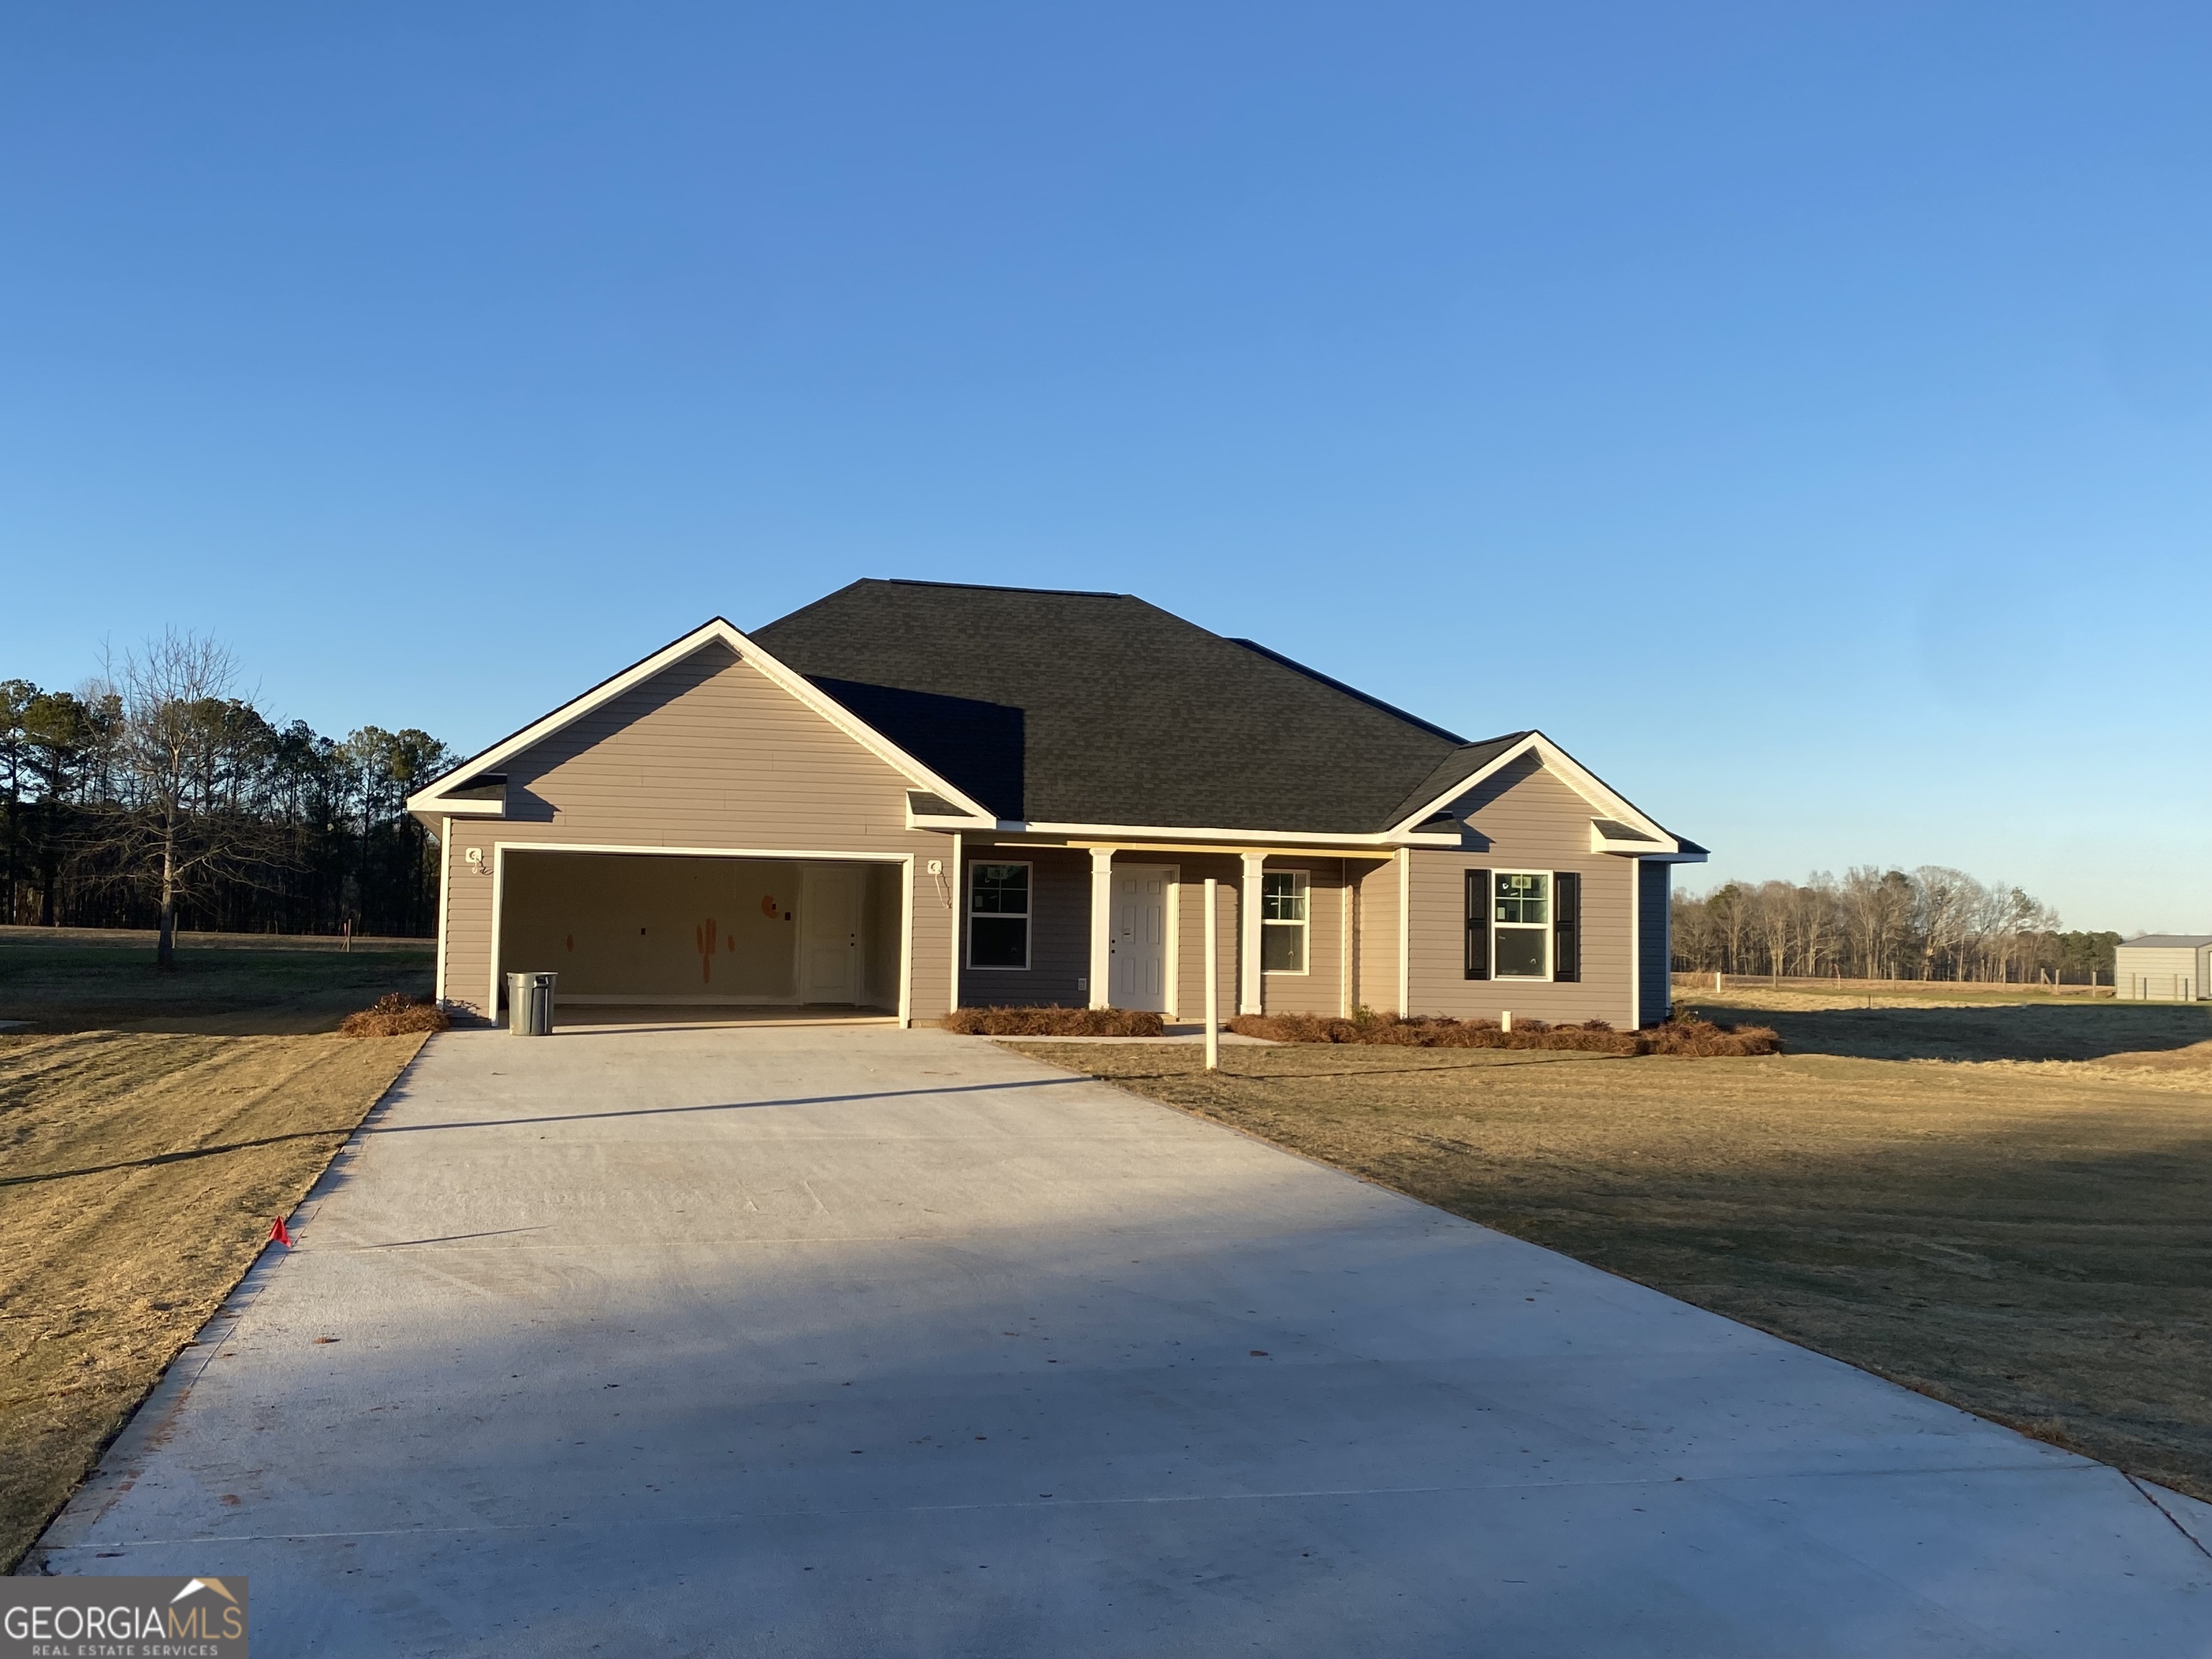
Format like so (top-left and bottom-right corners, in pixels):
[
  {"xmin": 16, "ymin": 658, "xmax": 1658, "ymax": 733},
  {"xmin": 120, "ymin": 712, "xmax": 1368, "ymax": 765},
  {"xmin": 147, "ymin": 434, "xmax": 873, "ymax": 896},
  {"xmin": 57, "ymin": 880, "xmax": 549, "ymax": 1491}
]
[
  {"xmin": 1395, "ymin": 848, "xmax": 1411, "ymax": 1017},
  {"xmin": 1089, "ymin": 848, "xmax": 1115, "ymax": 1007},
  {"xmin": 1240, "ymin": 852, "xmax": 1267, "ymax": 1015}
]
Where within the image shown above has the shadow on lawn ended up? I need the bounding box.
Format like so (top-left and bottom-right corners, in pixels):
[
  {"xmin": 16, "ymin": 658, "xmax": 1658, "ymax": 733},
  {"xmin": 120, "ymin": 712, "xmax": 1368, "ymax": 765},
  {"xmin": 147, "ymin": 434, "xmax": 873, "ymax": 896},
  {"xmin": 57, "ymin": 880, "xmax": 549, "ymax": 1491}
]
[
  {"xmin": 1674, "ymin": 999, "xmax": 2212, "ymax": 1064},
  {"xmin": 0, "ymin": 938, "xmax": 432, "ymax": 1036}
]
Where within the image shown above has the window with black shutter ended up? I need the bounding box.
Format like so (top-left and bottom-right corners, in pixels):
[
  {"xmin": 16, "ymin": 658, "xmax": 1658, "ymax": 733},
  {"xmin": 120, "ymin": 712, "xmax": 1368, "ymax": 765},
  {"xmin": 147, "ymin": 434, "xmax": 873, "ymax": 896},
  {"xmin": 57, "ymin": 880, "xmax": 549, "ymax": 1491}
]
[
  {"xmin": 1465, "ymin": 868, "xmax": 1491, "ymax": 979},
  {"xmin": 1553, "ymin": 871, "xmax": 1581, "ymax": 982}
]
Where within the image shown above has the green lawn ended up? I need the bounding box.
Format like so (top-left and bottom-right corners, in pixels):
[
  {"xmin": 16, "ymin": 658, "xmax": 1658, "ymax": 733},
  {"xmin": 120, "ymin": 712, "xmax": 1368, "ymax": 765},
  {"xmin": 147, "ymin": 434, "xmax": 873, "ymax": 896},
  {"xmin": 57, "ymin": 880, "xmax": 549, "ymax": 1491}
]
[{"xmin": 0, "ymin": 927, "xmax": 433, "ymax": 1036}]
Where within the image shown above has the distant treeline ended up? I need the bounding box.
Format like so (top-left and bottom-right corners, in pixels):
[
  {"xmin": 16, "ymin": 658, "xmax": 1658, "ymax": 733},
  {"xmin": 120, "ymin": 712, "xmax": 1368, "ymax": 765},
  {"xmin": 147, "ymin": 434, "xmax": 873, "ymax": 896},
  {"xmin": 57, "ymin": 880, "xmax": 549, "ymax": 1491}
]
[
  {"xmin": 1, "ymin": 634, "xmax": 454, "ymax": 942},
  {"xmin": 1672, "ymin": 867, "xmax": 2120, "ymax": 984}
]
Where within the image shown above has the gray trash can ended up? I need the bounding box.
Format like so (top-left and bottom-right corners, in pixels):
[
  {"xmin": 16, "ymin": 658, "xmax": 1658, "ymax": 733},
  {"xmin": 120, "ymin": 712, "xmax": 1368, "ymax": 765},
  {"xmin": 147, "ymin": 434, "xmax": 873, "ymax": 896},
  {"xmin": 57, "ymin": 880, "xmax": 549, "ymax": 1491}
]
[{"xmin": 506, "ymin": 971, "xmax": 557, "ymax": 1036}]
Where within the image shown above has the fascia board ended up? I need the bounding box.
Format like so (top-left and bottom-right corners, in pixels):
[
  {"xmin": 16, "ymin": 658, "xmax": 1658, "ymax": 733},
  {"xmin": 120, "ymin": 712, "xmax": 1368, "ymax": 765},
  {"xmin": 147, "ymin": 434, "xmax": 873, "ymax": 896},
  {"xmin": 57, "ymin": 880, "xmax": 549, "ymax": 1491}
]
[
  {"xmin": 1007, "ymin": 819, "xmax": 1413, "ymax": 849},
  {"xmin": 404, "ymin": 618, "xmax": 994, "ymax": 821},
  {"xmin": 1385, "ymin": 732, "xmax": 1683, "ymax": 853}
]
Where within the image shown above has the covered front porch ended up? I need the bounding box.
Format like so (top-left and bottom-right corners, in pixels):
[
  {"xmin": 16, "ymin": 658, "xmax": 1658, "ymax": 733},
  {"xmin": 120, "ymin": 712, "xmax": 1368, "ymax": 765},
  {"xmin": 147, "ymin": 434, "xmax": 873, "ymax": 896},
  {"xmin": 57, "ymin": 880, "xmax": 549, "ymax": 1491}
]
[{"xmin": 953, "ymin": 840, "xmax": 1396, "ymax": 1020}]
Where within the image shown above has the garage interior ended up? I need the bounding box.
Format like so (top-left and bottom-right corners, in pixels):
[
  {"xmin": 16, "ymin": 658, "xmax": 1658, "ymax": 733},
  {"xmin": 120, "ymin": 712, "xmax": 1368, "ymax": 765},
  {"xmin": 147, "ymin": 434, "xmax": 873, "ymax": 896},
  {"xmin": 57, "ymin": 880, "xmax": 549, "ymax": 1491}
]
[{"xmin": 497, "ymin": 850, "xmax": 903, "ymax": 1022}]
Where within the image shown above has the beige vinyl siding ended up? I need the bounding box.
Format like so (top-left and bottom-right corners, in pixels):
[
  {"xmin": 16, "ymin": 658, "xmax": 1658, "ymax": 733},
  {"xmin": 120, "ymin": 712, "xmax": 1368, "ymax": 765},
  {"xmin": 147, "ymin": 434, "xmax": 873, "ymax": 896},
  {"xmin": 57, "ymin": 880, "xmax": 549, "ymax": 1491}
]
[
  {"xmin": 1258, "ymin": 857, "xmax": 1346, "ymax": 1017},
  {"xmin": 1171, "ymin": 853, "xmax": 1242, "ymax": 1023},
  {"xmin": 442, "ymin": 822, "xmax": 496, "ymax": 1013},
  {"xmin": 1352, "ymin": 857, "xmax": 1401, "ymax": 1014},
  {"xmin": 1408, "ymin": 752, "xmax": 1635, "ymax": 1026},
  {"xmin": 436, "ymin": 640, "xmax": 953, "ymax": 1022},
  {"xmin": 959, "ymin": 846, "xmax": 1090, "ymax": 1008}
]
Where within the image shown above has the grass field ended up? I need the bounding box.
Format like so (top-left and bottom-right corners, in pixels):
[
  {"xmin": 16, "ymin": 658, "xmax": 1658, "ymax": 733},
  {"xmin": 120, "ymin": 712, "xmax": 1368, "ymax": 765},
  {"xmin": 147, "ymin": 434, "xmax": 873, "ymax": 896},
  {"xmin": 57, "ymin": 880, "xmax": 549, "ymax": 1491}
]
[
  {"xmin": 0, "ymin": 925, "xmax": 432, "ymax": 1036},
  {"xmin": 1011, "ymin": 989, "xmax": 2212, "ymax": 1501},
  {"xmin": 0, "ymin": 930, "xmax": 431, "ymax": 1569}
]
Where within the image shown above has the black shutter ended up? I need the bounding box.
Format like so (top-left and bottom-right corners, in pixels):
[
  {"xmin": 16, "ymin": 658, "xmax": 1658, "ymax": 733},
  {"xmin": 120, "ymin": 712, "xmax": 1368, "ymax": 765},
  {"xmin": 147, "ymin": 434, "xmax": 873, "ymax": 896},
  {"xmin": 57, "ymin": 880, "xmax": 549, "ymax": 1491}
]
[
  {"xmin": 1553, "ymin": 871, "xmax": 1581, "ymax": 982},
  {"xmin": 1465, "ymin": 869, "xmax": 1491, "ymax": 979}
]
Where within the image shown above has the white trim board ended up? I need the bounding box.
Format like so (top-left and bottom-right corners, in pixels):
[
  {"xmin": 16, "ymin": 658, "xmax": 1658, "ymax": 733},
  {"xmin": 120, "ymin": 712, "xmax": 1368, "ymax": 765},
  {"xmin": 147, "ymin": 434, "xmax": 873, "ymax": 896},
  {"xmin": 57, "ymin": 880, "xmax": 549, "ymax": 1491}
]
[
  {"xmin": 1627, "ymin": 858, "xmax": 1641, "ymax": 1032},
  {"xmin": 1027, "ymin": 822, "xmax": 1439, "ymax": 849},
  {"xmin": 434, "ymin": 816, "xmax": 452, "ymax": 1004},
  {"xmin": 1395, "ymin": 850, "xmax": 1411, "ymax": 1016}
]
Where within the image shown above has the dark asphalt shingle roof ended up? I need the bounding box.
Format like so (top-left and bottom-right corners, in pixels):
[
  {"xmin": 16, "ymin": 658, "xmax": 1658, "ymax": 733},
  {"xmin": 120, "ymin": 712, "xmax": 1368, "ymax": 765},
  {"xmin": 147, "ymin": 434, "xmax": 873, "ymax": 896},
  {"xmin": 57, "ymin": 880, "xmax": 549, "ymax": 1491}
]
[{"xmin": 752, "ymin": 580, "xmax": 1524, "ymax": 834}]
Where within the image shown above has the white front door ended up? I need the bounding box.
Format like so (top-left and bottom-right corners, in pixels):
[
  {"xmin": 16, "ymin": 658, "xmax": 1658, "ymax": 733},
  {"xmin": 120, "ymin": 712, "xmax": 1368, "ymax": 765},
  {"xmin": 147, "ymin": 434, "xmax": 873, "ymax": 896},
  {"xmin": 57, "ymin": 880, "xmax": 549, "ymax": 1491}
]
[
  {"xmin": 1109, "ymin": 865, "xmax": 1170, "ymax": 1012},
  {"xmin": 799, "ymin": 866, "xmax": 861, "ymax": 1004}
]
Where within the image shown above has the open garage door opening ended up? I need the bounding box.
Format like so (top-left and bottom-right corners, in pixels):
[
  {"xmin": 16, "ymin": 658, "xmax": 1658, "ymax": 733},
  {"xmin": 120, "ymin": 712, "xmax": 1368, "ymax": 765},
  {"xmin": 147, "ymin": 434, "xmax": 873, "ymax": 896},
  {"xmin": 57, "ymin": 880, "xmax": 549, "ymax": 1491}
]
[{"xmin": 496, "ymin": 850, "xmax": 904, "ymax": 1022}]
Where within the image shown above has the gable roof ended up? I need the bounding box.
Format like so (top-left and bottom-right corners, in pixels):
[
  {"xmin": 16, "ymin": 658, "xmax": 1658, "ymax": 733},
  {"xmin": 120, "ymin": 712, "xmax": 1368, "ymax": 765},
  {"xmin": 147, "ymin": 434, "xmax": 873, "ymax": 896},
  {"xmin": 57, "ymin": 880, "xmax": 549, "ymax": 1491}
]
[
  {"xmin": 408, "ymin": 578, "xmax": 1696, "ymax": 852},
  {"xmin": 2120, "ymin": 934, "xmax": 2212, "ymax": 949},
  {"xmin": 751, "ymin": 580, "xmax": 1509, "ymax": 835},
  {"xmin": 404, "ymin": 618, "xmax": 997, "ymax": 822}
]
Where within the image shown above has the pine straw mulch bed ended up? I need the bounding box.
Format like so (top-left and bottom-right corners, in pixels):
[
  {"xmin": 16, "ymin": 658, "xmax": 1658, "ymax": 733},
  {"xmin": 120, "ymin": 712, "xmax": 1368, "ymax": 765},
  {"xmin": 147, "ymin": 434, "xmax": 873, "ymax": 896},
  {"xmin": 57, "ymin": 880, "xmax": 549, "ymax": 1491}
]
[
  {"xmin": 338, "ymin": 994, "xmax": 453, "ymax": 1038},
  {"xmin": 1228, "ymin": 1010, "xmax": 1781, "ymax": 1056},
  {"xmin": 944, "ymin": 1006, "xmax": 1167, "ymax": 1037}
]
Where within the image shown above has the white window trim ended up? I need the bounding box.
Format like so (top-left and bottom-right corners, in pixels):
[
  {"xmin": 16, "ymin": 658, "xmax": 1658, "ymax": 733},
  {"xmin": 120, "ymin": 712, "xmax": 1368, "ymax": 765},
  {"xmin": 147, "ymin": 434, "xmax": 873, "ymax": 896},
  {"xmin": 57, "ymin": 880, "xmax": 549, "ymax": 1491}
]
[
  {"xmin": 1261, "ymin": 868, "xmax": 1312, "ymax": 977},
  {"xmin": 1492, "ymin": 867, "xmax": 1552, "ymax": 981},
  {"xmin": 966, "ymin": 858, "xmax": 1034, "ymax": 972}
]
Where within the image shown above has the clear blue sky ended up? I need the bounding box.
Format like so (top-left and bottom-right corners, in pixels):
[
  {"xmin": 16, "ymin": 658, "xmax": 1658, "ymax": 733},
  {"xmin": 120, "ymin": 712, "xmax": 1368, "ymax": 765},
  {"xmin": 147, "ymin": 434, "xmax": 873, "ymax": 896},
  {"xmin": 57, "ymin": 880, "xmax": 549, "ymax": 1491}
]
[{"xmin": 4, "ymin": 5, "xmax": 2207, "ymax": 932}]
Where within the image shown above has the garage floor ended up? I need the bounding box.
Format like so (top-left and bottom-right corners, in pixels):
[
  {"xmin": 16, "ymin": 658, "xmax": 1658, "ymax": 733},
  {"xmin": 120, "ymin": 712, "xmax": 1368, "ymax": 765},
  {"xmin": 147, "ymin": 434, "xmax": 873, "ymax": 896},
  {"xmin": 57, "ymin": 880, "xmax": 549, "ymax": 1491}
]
[
  {"xmin": 552, "ymin": 1003, "xmax": 900, "ymax": 1033},
  {"xmin": 25, "ymin": 1027, "xmax": 2212, "ymax": 1655}
]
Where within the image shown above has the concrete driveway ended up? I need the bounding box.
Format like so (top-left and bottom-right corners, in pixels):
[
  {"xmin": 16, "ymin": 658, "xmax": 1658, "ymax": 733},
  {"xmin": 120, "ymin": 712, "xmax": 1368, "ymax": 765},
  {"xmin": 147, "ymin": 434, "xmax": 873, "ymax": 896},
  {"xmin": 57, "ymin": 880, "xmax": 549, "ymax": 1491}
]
[{"xmin": 28, "ymin": 1026, "xmax": 2212, "ymax": 1655}]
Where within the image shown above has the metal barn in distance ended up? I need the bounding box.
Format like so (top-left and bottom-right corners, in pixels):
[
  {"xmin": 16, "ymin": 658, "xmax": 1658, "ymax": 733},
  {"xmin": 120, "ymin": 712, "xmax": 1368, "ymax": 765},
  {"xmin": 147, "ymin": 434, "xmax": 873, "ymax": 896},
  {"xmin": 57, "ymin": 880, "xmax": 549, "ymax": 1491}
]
[{"xmin": 2113, "ymin": 934, "xmax": 2212, "ymax": 1001}]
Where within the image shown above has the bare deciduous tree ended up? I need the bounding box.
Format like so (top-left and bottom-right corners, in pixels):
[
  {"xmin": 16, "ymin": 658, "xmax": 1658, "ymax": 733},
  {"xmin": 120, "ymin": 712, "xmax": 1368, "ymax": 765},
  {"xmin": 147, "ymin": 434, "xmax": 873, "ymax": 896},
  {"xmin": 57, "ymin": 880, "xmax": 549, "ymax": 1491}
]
[
  {"xmin": 1791, "ymin": 872, "xmax": 1837, "ymax": 977},
  {"xmin": 92, "ymin": 631, "xmax": 278, "ymax": 967},
  {"xmin": 1754, "ymin": 880, "xmax": 1794, "ymax": 982},
  {"xmin": 1673, "ymin": 866, "xmax": 2110, "ymax": 984},
  {"xmin": 1912, "ymin": 866, "xmax": 1974, "ymax": 982}
]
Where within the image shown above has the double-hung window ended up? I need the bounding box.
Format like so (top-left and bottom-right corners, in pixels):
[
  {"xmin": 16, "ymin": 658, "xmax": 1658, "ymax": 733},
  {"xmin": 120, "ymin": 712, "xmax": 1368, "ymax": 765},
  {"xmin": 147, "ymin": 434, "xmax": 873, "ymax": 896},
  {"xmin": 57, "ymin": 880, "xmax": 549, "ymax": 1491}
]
[
  {"xmin": 1492, "ymin": 871, "xmax": 1550, "ymax": 979},
  {"xmin": 1261, "ymin": 871, "xmax": 1309, "ymax": 973},
  {"xmin": 968, "ymin": 861, "xmax": 1030, "ymax": 969}
]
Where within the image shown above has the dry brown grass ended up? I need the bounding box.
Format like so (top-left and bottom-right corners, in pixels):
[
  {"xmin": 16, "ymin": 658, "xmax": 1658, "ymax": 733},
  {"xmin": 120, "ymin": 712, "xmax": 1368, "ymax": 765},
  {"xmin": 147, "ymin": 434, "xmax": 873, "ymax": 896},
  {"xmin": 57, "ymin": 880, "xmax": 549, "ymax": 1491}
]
[
  {"xmin": 339, "ymin": 993, "xmax": 453, "ymax": 1038},
  {"xmin": 943, "ymin": 1005, "xmax": 1166, "ymax": 1036},
  {"xmin": 0, "ymin": 1028, "xmax": 426, "ymax": 1570},
  {"xmin": 1012, "ymin": 1002, "xmax": 2212, "ymax": 1500},
  {"xmin": 1228, "ymin": 1010, "xmax": 1780, "ymax": 1056}
]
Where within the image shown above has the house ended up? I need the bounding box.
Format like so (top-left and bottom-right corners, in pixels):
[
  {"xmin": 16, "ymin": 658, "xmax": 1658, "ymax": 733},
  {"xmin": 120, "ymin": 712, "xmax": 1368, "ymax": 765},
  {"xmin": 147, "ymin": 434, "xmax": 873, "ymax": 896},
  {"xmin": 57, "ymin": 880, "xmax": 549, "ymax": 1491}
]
[
  {"xmin": 2113, "ymin": 935, "xmax": 2212, "ymax": 1002},
  {"xmin": 405, "ymin": 580, "xmax": 1706, "ymax": 1029}
]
